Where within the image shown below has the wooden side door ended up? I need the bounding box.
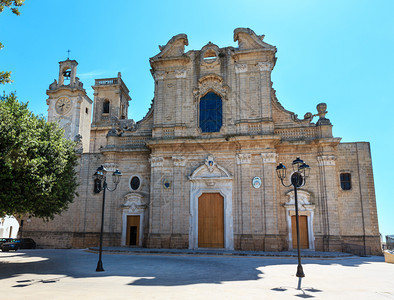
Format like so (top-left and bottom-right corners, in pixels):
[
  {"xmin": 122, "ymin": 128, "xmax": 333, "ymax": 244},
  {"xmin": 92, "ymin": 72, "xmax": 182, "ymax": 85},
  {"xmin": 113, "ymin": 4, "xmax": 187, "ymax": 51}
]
[
  {"xmin": 291, "ymin": 215, "xmax": 309, "ymax": 249},
  {"xmin": 198, "ymin": 193, "xmax": 224, "ymax": 248},
  {"xmin": 126, "ymin": 216, "xmax": 140, "ymax": 246}
]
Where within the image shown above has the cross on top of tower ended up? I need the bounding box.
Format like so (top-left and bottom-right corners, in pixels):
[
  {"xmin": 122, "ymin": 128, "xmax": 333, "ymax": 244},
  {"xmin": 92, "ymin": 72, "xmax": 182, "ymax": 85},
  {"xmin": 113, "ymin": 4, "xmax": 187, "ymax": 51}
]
[{"xmin": 66, "ymin": 49, "xmax": 71, "ymax": 60}]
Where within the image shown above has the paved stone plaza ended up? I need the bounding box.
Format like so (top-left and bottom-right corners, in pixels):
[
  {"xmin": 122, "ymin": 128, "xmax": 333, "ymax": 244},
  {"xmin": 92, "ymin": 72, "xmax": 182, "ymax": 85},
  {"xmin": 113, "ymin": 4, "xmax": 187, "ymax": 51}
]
[{"xmin": 0, "ymin": 249, "xmax": 393, "ymax": 299}]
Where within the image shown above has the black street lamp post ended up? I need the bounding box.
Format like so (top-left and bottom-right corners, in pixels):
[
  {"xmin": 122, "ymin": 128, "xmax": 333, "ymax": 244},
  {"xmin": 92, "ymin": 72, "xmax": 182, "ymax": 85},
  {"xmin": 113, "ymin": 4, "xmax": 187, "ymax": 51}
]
[
  {"xmin": 276, "ymin": 157, "xmax": 310, "ymax": 279},
  {"xmin": 93, "ymin": 165, "xmax": 122, "ymax": 272}
]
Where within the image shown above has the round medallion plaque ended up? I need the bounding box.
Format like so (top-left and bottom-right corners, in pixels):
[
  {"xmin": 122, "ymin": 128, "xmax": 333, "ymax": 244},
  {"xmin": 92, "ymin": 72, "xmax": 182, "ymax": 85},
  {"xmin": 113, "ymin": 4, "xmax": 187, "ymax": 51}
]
[{"xmin": 252, "ymin": 177, "xmax": 262, "ymax": 189}]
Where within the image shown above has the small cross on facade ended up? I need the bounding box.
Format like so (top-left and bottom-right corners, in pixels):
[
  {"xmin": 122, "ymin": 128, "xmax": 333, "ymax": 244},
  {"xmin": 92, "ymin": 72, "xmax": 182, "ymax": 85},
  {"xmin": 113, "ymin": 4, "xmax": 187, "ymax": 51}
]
[{"xmin": 66, "ymin": 49, "xmax": 71, "ymax": 59}]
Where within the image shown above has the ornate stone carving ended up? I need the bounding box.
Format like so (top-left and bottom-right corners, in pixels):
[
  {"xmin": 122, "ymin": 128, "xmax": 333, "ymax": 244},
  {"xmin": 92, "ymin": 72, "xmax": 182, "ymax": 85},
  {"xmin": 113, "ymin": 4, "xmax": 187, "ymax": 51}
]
[
  {"xmin": 236, "ymin": 153, "xmax": 251, "ymax": 164},
  {"xmin": 194, "ymin": 74, "xmax": 230, "ymax": 102},
  {"xmin": 233, "ymin": 27, "xmax": 276, "ymax": 51},
  {"xmin": 205, "ymin": 180, "xmax": 215, "ymax": 186},
  {"xmin": 317, "ymin": 155, "xmax": 336, "ymax": 166},
  {"xmin": 121, "ymin": 193, "xmax": 148, "ymax": 212},
  {"xmin": 49, "ymin": 79, "xmax": 57, "ymax": 90},
  {"xmin": 261, "ymin": 152, "xmax": 278, "ymax": 163},
  {"xmin": 175, "ymin": 69, "xmax": 187, "ymax": 78},
  {"xmin": 118, "ymin": 119, "xmax": 137, "ymax": 131},
  {"xmin": 154, "ymin": 33, "xmax": 189, "ymax": 58},
  {"xmin": 102, "ymin": 162, "xmax": 118, "ymax": 172},
  {"xmin": 153, "ymin": 71, "xmax": 166, "ymax": 80},
  {"xmin": 235, "ymin": 63, "xmax": 248, "ymax": 73},
  {"xmin": 205, "ymin": 155, "xmax": 216, "ymax": 172},
  {"xmin": 257, "ymin": 62, "xmax": 273, "ymax": 72},
  {"xmin": 316, "ymin": 103, "xmax": 327, "ymax": 119},
  {"xmin": 172, "ymin": 156, "xmax": 186, "ymax": 167},
  {"xmin": 315, "ymin": 103, "xmax": 331, "ymax": 126},
  {"xmin": 200, "ymin": 42, "xmax": 220, "ymax": 68},
  {"xmin": 150, "ymin": 156, "xmax": 164, "ymax": 167}
]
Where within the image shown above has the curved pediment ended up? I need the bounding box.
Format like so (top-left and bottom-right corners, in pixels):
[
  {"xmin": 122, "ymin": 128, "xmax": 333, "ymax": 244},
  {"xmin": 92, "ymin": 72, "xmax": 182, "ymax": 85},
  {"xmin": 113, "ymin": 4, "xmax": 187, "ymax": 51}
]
[
  {"xmin": 284, "ymin": 189, "xmax": 315, "ymax": 210},
  {"xmin": 121, "ymin": 192, "xmax": 148, "ymax": 212},
  {"xmin": 189, "ymin": 155, "xmax": 232, "ymax": 181},
  {"xmin": 152, "ymin": 34, "xmax": 189, "ymax": 59},
  {"xmin": 233, "ymin": 28, "xmax": 276, "ymax": 51}
]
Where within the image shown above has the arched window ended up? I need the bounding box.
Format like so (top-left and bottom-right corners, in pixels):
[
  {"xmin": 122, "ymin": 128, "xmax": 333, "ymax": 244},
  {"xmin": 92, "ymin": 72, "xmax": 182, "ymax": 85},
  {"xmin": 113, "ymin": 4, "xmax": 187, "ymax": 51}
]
[
  {"xmin": 103, "ymin": 100, "xmax": 110, "ymax": 114},
  {"xmin": 62, "ymin": 68, "xmax": 71, "ymax": 80},
  {"xmin": 199, "ymin": 92, "xmax": 222, "ymax": 133}
]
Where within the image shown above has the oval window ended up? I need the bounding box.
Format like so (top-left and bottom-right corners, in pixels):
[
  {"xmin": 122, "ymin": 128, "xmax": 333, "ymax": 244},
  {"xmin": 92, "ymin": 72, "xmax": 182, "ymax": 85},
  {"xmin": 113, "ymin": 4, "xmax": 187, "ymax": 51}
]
[{"xmin": 130, "ymin": 176, "xmax": 141, "ymax": 191}]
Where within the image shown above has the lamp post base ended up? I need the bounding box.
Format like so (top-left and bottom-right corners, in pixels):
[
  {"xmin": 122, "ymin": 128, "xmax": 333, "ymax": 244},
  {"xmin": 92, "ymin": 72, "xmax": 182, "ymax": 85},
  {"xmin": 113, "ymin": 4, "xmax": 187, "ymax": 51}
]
[
  {"xmin": 296, "ymin": 264, "xmax": 305, "ymax": 278},
  {"xmin": 96, "ymin": 260, "xmax": 104, "ymax": 272}
]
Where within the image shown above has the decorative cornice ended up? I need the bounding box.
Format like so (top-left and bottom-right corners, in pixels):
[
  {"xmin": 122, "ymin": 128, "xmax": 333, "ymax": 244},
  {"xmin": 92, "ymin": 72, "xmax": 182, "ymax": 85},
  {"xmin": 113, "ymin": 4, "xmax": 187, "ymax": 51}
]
[
  {"xmin": 257, "ymin": 62, "xmax": 273, "ymax": 72},
  {"xmin": 236, "ymin": 153, "xmax": 251, "ymax": 164},
  {"xmin": 235, "ymin": 63, "xmax": 248, "ymax": 73},
  {"xmin": 261, "ymin": 152, "xmax": 278, "ymax": 164},
  {"xmin": 317, "ymin": 155, "xmax": 336, "ymax": 166},
  {"xmin": 172, "ymin": 156, "xmax": 186, "ymax": 167},
  {"xmin": 150, "ymin": 156, "xmax": 164, "ymax": 167}
]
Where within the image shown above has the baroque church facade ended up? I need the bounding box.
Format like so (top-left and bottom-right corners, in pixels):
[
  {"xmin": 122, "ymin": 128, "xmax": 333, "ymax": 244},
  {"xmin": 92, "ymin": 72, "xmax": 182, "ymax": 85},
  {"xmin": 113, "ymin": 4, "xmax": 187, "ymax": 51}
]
[{"xmin": 26, "ymin": 28, "xmax": 381, "ymax": 254}]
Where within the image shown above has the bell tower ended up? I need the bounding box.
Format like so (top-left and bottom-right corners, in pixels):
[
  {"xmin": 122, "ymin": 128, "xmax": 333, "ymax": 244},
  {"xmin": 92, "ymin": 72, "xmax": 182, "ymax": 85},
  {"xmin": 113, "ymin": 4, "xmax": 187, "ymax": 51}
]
[{"xmin": 46, "ymin": 59, "xmax": 93, "ymax": 153}]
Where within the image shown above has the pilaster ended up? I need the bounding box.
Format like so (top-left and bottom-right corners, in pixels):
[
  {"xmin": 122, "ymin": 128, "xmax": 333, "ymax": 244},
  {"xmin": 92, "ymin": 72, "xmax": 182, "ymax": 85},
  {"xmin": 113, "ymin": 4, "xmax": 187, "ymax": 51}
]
[
  {"xmin": 317, "ymin": 154, "xmax": 341, "ymax": 250},
  {"xmin": 257, "ymin": 62, "xmax": 274, "ymax": 133},
  {"xmin": 236, "ymin": 153, "xmax": 252, "ymax": 235},
  {"xmin": 261, "ymin": 152, "xmax": 279, "ymax": 239}
]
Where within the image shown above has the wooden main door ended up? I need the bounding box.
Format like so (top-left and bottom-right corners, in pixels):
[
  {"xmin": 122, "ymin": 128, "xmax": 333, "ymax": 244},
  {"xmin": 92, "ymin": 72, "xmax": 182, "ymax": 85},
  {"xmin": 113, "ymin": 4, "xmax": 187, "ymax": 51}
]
[
  {"xmin": 291, "ymin": 215, "xmax": 309, "ymax": 249},
  {"xmin": 126, "ymin": 216, "xmax": 140, "ymax": 246},
  {"xmin": 198, "ymin": 193, "xmax": 224, "ymax": 248}
]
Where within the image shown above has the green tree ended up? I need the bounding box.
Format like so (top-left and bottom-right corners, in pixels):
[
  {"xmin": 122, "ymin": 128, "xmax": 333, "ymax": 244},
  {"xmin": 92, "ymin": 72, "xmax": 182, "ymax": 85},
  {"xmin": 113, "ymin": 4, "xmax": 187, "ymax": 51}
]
[
  {"xmin": 0, "ymin": 0, "xmax": 25, "ymax": 84},
  {"xmin": 0, "ymin": 93, "xmax": 78, "ymax": 220}
]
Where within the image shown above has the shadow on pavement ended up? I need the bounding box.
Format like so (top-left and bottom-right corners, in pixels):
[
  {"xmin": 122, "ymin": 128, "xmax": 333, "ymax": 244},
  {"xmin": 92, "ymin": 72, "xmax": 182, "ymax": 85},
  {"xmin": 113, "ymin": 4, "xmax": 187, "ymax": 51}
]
[{"xmin": 0, "ymin": 249, "xmax": 384, "ymax": 288}]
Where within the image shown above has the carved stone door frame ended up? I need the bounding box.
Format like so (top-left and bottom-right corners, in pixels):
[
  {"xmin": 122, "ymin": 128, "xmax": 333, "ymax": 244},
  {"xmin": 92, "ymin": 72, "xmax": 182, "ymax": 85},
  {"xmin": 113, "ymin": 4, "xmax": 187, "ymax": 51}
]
[
  {"xmin": 283, "ymin": 189, "xmax": 316, "ymax": 250},
  {"xmin": 121, "ymin": 193, "xmax": 147, "ymax": 247},
  {"xmin": 189, "ymin": 155, "xmax": 234, "ymax": 250}
]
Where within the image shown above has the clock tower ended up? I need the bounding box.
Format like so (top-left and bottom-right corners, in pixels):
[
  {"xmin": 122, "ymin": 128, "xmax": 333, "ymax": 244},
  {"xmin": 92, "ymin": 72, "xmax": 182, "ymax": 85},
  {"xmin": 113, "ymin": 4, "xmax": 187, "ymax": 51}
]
[{"xmin": 46, "ymin": 59, "xmax": 92, "ymax": 153}]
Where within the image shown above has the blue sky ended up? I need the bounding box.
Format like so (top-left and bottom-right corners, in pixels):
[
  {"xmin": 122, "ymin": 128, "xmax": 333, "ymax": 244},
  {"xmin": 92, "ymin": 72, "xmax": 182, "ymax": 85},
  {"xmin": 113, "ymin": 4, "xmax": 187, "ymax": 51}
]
[{"xmin": 1, "ymin": 0, "xmax": 393, "ymax": 239}]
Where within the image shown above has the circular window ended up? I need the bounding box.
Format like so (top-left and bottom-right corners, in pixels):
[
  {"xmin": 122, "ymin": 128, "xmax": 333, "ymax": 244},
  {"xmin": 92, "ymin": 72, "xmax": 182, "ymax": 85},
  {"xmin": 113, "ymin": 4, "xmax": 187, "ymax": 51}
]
[
  {"xmin": 130, "ymin": 176, "xmax": 141, "ymax": 191},
  {"xmin": 203, "ymin": 49, "xmax": 217, "ymax": 64}
]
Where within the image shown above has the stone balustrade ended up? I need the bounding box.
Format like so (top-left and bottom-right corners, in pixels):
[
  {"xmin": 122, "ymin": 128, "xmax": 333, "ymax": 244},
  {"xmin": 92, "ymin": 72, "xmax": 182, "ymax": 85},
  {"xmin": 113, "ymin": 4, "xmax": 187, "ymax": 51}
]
[
  {"xmin": 274, "ymin": 127, "xmax": 319, "ymax": 140},
  {"xmin": 95, "ymin": 78, "xmax": 119, "ymax": 86}
]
